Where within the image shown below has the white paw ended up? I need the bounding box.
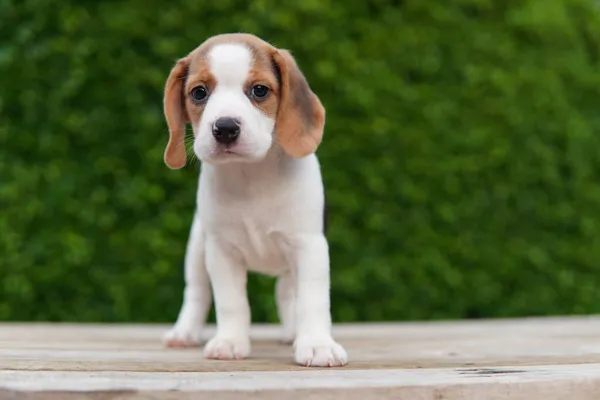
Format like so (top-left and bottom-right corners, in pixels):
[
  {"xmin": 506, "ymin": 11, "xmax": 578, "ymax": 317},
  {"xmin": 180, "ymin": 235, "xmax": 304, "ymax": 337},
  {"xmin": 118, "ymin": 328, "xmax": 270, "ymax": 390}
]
[
  {"xmin": 294, "ymin": 336, "xmax": 348, "ymax": 367},
  {"xmin": 203, "ymin": 335, "xmax": 251, "ymax": 360},
  {"xmin": 162, "ymin": 322, "xmax": 203, "ymax": 348}
]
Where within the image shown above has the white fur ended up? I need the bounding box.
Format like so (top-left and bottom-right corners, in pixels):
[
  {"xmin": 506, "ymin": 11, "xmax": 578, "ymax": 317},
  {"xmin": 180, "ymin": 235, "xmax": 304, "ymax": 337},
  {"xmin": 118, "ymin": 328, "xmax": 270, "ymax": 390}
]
[{"xmin": 164, "ymin": 43, "xmax": 348, "ymax": 367}]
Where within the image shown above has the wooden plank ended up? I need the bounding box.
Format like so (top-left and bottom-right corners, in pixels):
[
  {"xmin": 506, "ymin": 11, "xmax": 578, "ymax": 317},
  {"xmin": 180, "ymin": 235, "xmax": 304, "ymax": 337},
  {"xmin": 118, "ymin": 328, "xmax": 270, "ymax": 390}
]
[
  {"xmin": 2, "ymin": 363, "xmax": 600, "ymax": 400},
  {"xmin": 1, "ymin": 316, "xmax": 600, "ymax": 399}
]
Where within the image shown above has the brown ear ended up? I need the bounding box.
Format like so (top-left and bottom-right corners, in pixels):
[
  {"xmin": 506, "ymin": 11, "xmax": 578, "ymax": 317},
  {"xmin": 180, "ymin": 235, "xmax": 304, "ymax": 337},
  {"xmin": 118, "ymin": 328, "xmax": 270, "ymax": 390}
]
[
  {"xmin": 163, "ymin": 57, "xmax": 190, "ymax": 169},
  {"xmin": 272, "ymin": 49, "xmax": 325, "ymax": 158}
]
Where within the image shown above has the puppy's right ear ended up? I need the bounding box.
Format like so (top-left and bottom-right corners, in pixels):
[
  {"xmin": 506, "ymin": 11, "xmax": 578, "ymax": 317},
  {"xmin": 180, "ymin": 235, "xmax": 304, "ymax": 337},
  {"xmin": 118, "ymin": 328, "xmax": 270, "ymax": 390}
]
[{"xmin": 163, "ymin": 57, "xmax": 191, "ymax": 169}]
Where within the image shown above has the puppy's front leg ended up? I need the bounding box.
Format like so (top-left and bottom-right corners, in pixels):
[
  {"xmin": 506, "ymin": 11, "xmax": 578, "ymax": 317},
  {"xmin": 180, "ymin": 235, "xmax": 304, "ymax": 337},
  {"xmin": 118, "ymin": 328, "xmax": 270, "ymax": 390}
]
[
  {"xmin": 163, "ymin": 215, "xmax": 212, "ymax": 347},
  {"xmin": 203, "ymin": 237, "xmax": 251, "ymax": 360},
  {"xmin": 292, "ymin": 234, "xmax": 348, "ymax": 367}
]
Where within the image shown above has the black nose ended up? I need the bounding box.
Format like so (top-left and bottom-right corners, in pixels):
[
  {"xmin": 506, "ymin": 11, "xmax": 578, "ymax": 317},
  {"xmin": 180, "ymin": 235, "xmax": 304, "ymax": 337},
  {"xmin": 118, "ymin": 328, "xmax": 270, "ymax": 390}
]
[{"xmin": 212, "ymin": 117, "xmax": 240, "ymax": 144}]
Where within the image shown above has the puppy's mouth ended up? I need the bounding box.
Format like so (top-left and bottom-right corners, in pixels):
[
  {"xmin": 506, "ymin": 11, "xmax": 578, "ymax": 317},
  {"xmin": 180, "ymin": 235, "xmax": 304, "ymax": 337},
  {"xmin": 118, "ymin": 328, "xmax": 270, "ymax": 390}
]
[
  {"xmin": 215, "ymin": 145, "xmax": 241, "ymax": 156},
  {"xmin": 206, "ymin": 145, "xmax": 248, "ymax": 163}
]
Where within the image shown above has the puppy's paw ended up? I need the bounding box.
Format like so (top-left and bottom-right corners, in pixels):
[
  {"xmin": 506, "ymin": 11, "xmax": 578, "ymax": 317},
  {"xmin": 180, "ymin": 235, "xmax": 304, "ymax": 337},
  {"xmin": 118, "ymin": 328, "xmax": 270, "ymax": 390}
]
[
  {"xmin": 163, "ymin": 322, "xmax": 204, "ymax": 348},
  {"xmin": 294, "ymin": 336, "xmax": 348, "ymax": 367},
  {"xmin": 203, "ymin": 335, "xmax": 251, "ymax": 360}
]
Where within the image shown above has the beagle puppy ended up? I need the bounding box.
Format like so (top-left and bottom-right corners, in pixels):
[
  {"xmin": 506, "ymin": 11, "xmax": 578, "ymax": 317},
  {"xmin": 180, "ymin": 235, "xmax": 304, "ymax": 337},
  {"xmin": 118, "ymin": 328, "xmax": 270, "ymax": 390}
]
[{"xmin": 160, "ymin": 33, "xmax": 347, "ymax": 367}]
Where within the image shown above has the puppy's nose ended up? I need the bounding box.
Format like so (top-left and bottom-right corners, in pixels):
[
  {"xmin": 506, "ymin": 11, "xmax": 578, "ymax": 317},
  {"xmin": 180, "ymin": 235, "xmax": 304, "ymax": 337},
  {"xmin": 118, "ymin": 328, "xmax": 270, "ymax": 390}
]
[{"xmin": 212, "ymin": 117, "xmax": 241, "ymax": 144}]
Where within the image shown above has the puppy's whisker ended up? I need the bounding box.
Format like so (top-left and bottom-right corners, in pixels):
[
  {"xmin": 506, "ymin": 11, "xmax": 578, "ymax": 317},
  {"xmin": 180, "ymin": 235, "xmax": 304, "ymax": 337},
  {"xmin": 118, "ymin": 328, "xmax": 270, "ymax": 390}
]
[
  {"xmin": 187, "ymin": 152, "xmax": 200, "ymax": 166},
  {"xmin": 183, "ymin": 134, "xmax": 200, "ymax": 167}
]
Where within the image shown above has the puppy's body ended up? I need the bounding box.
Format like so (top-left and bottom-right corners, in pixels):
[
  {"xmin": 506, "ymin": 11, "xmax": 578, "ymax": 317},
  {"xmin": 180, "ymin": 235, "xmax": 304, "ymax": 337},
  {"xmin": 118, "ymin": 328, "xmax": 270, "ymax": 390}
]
[
  {"xmin": 161, "ymin": 34, "xmax": 347, "ymax": 367},
  {"xmin": 200, "ymin": 151, "xmax": 325, "ymax": 276}
]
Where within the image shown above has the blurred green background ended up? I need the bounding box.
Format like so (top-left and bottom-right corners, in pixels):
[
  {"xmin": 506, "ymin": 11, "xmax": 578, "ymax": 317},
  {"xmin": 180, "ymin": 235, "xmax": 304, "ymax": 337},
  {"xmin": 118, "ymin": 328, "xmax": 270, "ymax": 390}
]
[{"xmin": 2, "ymin": 0, "xmax": 600, "ymax": 324}]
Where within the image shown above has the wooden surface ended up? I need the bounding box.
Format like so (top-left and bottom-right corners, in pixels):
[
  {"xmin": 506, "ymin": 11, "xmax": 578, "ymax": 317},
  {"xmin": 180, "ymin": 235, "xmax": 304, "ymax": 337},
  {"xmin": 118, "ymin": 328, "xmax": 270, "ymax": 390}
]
[{"xmin": 2, "ymin": 316, "xmax": 600, "ymax": 399}]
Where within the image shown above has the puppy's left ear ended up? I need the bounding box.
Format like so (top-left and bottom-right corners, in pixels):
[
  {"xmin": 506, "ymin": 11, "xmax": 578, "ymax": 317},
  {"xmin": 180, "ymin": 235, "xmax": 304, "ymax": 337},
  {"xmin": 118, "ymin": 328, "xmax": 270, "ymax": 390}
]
[
  {"xmin": 163, "ymin": 57, "xmax": 191, "ymax": 169},
  {"xmin": 272, "ymin": 49, "xmax": 325, "ymax": 158}
]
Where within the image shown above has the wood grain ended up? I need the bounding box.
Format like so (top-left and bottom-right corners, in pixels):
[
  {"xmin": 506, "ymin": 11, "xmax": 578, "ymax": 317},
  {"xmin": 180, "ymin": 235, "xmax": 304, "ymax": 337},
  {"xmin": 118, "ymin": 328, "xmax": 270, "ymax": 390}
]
[{"xmin": 2, "ymin": 316, "xmax": 600, "ymax": 399}]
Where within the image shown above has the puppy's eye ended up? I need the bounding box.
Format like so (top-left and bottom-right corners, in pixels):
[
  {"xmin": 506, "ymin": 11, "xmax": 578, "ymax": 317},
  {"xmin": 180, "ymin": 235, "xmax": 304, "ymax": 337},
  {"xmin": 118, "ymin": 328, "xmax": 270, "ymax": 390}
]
[
  {"xmin": 190, "ymin": 86, "xmax": 208, "ymax": 103},
  {"xmin": 251, "ymin": 85, "xmax": 269, "ymax": 100}
]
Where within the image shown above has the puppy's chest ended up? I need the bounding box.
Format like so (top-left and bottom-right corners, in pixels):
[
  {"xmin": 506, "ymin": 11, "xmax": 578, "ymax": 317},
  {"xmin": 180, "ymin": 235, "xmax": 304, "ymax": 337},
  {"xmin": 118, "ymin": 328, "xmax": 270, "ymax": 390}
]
[
  {"xmin": 202, "ymin": 198, "xmax": 291, "ymax": 274},
  {"xmin": 223, "ymin": 216, "xmax": 289, "ymax": 275},
  {"xmin": 199, "ymin": 170, "xmax": 306, "ymax": 274}
]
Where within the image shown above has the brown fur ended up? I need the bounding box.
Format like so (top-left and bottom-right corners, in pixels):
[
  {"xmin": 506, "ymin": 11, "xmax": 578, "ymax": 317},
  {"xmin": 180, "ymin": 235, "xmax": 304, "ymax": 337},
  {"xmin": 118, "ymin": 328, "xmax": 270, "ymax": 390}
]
[
  {"xmin": 271, "ymin": 49, "xmax": 325, "ymax": 158},
  {"xmin": 246, "ymin": 73, "xmax": 279, "ymax": 119},
  {"xmin": 163, "ymin": 58, "xmax": 191, "ymax": 169},
  {"xmin": 184, "ymin": 62, "xmax": 216, "ymax": 136},
  {"xmin": 163, "ymin": 33, "xmax": 325, "ymax": 169}
]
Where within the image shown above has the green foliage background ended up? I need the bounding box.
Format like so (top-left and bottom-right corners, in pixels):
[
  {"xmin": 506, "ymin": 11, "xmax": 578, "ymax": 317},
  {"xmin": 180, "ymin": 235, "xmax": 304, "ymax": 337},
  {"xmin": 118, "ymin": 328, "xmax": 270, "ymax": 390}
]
[{"xmin": 2, "ymin": 0, "xmax": 600, "ymax": 323}]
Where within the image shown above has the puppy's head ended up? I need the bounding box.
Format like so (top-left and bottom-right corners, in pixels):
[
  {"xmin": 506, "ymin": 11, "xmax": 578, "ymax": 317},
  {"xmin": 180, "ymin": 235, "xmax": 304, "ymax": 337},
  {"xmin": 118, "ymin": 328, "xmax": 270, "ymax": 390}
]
[{"xmin": 163, "ymin": 33, "xmax": 325, "ymax": 168}]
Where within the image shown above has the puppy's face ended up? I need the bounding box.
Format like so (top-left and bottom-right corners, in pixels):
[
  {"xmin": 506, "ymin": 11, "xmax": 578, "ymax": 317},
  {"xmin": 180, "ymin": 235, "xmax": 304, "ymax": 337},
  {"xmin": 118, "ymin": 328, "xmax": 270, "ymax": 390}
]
[
  {"xmin": 163, "ymin": 33, "xmax": 326, "ymax": 168},
  {"xmin": 187, "ymin": 41, "xmax": 278, "ymax": 164}
]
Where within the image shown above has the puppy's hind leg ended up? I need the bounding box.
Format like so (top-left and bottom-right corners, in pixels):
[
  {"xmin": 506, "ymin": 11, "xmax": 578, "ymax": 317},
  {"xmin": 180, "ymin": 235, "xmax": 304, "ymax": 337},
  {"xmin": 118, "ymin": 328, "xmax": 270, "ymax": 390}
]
[
  {"xmin": 276, "ymin": 272, "xmax": 296, "ymax": 344},
  {"xmin": 163, "ymin": 215, "xmax": 212, "ymax": 347}
]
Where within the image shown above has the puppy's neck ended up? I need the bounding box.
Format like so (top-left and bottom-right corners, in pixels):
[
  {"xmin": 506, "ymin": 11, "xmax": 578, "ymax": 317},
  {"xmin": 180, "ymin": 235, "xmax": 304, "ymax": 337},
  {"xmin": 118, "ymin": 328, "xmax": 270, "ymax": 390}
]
[
  {"xmin": 200, "ymin": 143, "xmax": 308, "ymax": 198},
  {"xmin": 208, "ymin": 143, "xmax": 289, "ymax": 173}
]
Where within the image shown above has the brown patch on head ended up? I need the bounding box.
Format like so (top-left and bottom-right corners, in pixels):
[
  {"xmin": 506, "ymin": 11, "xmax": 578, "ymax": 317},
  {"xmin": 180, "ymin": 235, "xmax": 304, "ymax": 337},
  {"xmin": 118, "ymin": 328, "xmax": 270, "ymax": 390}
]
[
  {"xmin": 182, "ymin": 58, "xmax": 215, "ymax": 136},
  {"xmin": 162, "ymin": 33, "xmax": 324, "ymax": 168},
  {"xmin": 244, "ymin": 46, "xmax": 280, "ymax": 120}
]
